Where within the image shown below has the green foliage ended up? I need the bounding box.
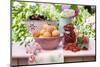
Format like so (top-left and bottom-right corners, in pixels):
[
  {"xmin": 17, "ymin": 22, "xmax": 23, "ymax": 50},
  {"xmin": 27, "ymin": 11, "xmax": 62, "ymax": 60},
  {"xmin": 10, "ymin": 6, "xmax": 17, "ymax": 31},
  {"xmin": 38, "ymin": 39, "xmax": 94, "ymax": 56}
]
[
  {"xmin": 12, "ymin": 2, "xmax": 61, "ymax": 42},
  {"xmin": 34, "ymin": 4, "xmax": 61, "ymax": 21},
  {"xmin": 74, "ymin": 6, "xmax": 95, "ymax": 38},
  {"xmin": 77, "ymin": 36, "xmax": 88, "ymax": 49},
  {"xmin": 70, "ymin": 4, "xmax": 78, "ymax": 10},
  {"xmin": 12, "ymin": 1, "xmax": 95, "ymax": 42},
  {"xmin": 74, "ymin": 6, "xmax": 91, "ymax": 25},
  {"xmin": 12, "ymin": 2, "xmax": 35, "ymax": 42},
  {"xmin": 77, "ymin": 37, "xmax": 83, "ymax": 44}
]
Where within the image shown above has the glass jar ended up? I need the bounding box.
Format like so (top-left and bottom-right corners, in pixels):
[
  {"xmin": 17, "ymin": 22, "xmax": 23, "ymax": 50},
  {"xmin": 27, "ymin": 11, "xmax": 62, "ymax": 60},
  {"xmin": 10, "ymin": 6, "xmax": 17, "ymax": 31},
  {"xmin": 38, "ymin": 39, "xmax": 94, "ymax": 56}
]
[{"xmin": 63, "ymin": 23, "xmax": 76, "ymax": 45}]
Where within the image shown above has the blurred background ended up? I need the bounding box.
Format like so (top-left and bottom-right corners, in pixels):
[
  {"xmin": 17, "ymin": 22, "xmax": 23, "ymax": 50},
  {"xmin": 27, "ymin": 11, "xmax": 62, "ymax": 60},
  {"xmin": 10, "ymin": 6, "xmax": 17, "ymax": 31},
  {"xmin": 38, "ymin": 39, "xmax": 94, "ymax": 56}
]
[{"xmin": 12, "ymin": 1, "xmax": 96, "ymax": 42}]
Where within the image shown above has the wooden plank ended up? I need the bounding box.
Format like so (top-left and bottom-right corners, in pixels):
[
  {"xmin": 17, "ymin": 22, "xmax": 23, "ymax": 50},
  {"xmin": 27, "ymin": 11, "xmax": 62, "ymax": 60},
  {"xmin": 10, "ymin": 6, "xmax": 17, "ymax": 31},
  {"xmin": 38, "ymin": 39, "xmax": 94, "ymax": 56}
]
[
  {"xmin": 11, "ymin": 58, "xmax": 29, "ymax": 66},
  {"xmin": 18, "ymin": 58, "xmax": 29, "ymax": 65},
  {"xmin": 83, "ymin": 56, "xmax": 96, "ymax": 61},
  {"xmin": 64, "ymin": 56, "xmax": 96, "ymax": 62},
  {"xmin": 64, "ymin": 56, "xmax": 83, "ymax": 62},
  {"xmin": 11, "ymin": 58, "xmax": 18, "ymax": 66}
]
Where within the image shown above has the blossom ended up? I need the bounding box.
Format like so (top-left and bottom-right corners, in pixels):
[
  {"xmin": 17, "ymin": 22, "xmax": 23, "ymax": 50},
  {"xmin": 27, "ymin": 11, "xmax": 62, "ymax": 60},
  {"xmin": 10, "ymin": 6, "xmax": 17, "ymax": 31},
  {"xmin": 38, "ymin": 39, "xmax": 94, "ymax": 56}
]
[
  {"xmin": 13, "ymin": 2, "xmax": 21, "ymax": 8},
  {"xmin": 62, "ymin": 5, "xmax": 70, "ymax": 11}
]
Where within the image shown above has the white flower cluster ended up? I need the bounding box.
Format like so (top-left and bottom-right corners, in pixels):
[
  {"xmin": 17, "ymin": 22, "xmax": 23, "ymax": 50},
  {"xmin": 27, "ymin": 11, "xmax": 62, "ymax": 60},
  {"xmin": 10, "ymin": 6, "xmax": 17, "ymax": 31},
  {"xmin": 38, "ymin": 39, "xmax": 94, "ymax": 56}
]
[{"xmin": 85, "ymin": 15, "xmax": 95, "ymax": 30}]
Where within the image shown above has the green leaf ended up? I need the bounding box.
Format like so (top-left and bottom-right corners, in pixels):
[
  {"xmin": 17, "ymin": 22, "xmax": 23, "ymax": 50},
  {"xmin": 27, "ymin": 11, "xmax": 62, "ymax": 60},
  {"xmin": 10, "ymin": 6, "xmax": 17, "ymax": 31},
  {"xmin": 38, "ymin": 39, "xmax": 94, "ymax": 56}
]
[
  {"xmin": 70, "ymin": 5, "xmax": 78, "ymax": 10},
  {"xmin": 80, "ymin": 44, "xmax": 88, "ymax": 49},
  {"xmin": 77, "ymin": 37, "xmax": 83, "ymax": 44}
]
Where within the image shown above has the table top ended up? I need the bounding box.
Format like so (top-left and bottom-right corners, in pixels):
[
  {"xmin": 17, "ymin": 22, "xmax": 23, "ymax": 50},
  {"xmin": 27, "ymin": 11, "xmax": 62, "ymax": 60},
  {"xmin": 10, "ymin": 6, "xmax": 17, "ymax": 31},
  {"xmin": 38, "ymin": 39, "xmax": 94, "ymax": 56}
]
[
  {"xmin": 64, "ymin": 38, "xmax": 95, "ymax": 56},
  {"xmin": 12, "ymin": 38, "xmax": 95, "ymax": 58},
  {"xmin": 12, "ymin": 45, "xmax": 32, "ymax": 58}
]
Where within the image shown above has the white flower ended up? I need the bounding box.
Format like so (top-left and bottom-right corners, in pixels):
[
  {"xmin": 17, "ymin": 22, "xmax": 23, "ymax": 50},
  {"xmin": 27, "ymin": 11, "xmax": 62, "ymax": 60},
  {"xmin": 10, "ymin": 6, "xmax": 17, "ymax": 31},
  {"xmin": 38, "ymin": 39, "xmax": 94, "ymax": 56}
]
[
  {"xmin": 26, "ymin": 2, "xmax": 36, "ymax": 8},
  {"xmin": 92, "ymin": 24, "xmax": 95, "ymax": 30},
  {"xmin": 86, "ymin": 15, "xmax": 95, "ymax": 24},
  {"xmin": 13, "ymin": 2, "xmax": 21, "ymax": 8}
]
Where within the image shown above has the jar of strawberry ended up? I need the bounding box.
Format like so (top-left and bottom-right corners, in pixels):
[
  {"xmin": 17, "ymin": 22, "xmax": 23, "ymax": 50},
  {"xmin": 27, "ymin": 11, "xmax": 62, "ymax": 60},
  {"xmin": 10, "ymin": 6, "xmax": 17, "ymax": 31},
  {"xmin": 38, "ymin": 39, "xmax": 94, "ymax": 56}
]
[{"xmin": 63, "ymin": 23, "xmax": 76, "ymax": 45}]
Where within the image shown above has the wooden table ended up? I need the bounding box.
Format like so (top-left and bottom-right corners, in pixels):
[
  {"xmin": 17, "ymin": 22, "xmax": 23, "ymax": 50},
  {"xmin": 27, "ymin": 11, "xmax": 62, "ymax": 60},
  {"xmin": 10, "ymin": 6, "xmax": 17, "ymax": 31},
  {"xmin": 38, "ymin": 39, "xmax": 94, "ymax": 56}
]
[
  {"xmin": 64, "ymin": 38, "xmax": 96, "ymax": 62},
  {"xmin": 11, "ymin": 45, "xmax": 32, "ymax": 65},
  {"xmin": 11, "ymin": 45, "xmax": 64, "ymax": 65},
  {"xmin": 11, "ymin": 39, "xmax": 96, "ymax": 65}
]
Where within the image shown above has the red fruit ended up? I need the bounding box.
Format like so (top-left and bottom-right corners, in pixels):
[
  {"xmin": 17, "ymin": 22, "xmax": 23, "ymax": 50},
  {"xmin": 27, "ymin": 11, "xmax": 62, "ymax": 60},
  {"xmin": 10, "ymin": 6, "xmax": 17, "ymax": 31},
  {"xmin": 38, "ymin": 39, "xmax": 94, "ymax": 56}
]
[
  {"xmin": 72, "ymin": 48, "xmax": 78, "ymax": 52},
  {"xmin": 68, "ymin": 46, "xmax": 74, "ymax": 50},
  {"xmin": 64, "ymin": 45, "xmax": 69, "ymax": 50},
  {"xmin": 64, "ymin": 23, "xmax": 74, "ymax": 31},
  {"xmin": 72, "ymin": 43, "xmax": 77, "ymax": 47},
  {"xmin": 72, "ymin": 46, "xmax": 80, "ymax": 52},
  {"xmin": 76, "ymin": 46, "xmax": 80, "ymax": 51},
  {"xmin": 83, "ymin": 36, "xmax": 89, "ymax": 44},
  {"xmin": 64, "ymin": 43, "xmax": 81, "ymax": 52},
  {"xmin": 64, "ymin": 47, "xmax": 67, "ymax": 50}
]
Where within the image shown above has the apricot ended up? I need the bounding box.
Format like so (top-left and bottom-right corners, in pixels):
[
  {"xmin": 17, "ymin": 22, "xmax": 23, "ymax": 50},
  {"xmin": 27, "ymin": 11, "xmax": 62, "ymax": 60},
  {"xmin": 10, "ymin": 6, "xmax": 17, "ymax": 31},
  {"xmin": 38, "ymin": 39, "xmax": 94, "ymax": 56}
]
[
  {"xmin": 43, "ymin": 24, "xmax": 49, "ymax": 30},
  {"xmin": 40, "ymin": 29, "xmax": 46, "ymax": 35},
  {"xmin": 46, "ymin": 25, "xmax": 56, "ymax": 33},
  {"xmin": 32, "ymin": 31, "xmax": 40, "ymax": 37},
  {"xmin": 33, "ymin": 24, "xmax": 60, "ymax": 38},
  {"xmin": 39, "ymin": 35, "xmax": 44, "ymax": 38},
  {"xmin": 52, "ymin": 30, "xmax": 60, "ymax": 37},
  {"xmin": 42, "ymin": 32, "xmax": 51, "ymax": 37}
]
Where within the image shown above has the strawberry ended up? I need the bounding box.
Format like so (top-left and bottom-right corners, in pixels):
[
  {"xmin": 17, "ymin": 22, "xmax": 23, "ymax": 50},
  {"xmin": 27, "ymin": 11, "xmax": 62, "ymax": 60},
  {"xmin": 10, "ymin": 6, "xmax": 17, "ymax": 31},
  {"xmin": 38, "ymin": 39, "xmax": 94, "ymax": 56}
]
[{"xmin": 83, "ymin": 36, "xmax": 89, "ymax": 44}]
